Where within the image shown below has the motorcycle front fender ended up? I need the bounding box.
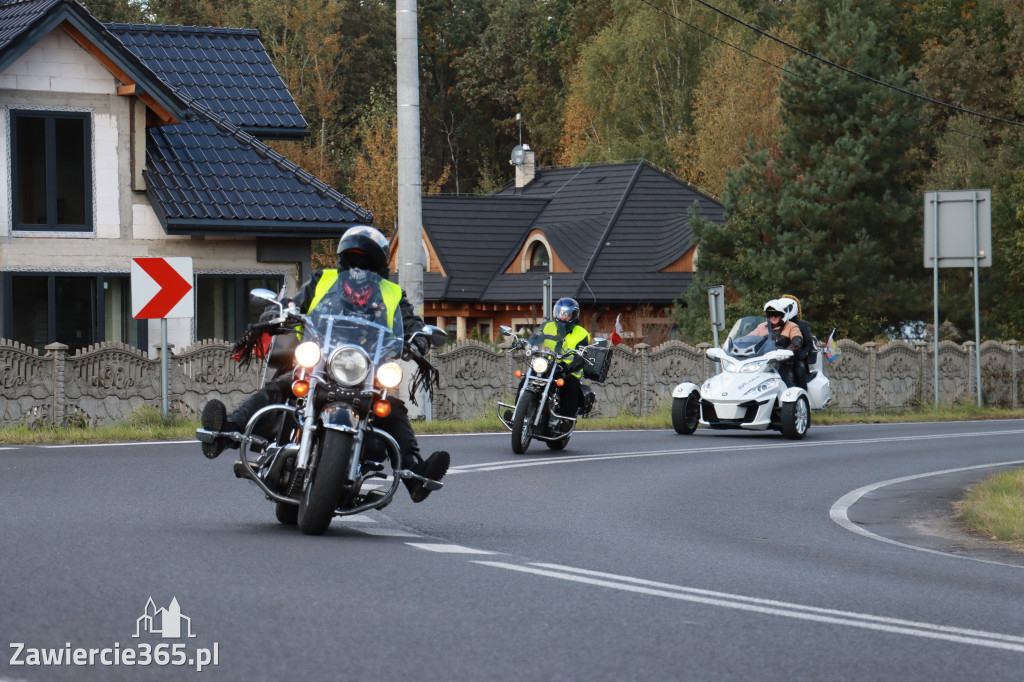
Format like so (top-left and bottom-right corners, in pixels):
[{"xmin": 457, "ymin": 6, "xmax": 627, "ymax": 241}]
[
  {"xmin": 778, "ymin": 386, "xmax": 809, "ymax": 404},
  {"xmin": 320, "ymin": 401, "xmax": 364, "ymax": 430},
  {"xmin": 672, "ymin": 381, "xmax": 701, "ymax": 399}
]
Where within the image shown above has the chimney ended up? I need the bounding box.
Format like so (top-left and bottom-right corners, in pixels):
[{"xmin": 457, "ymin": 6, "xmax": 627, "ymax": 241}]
[{"xmin": 514, "ymin": 145, "xmax": 536, "ymax": 188}]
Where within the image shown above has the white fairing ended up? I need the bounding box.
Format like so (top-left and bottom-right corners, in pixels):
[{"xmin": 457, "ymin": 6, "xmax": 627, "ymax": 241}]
[{"xmin": 672, "ymin": 382, "xmax": 700, "ymax": 398}]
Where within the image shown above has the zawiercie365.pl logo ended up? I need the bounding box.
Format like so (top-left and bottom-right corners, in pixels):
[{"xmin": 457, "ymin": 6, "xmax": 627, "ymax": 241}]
[{"xmin": 9, "ymin": 597, "xmax": 219, "ymax": 672}]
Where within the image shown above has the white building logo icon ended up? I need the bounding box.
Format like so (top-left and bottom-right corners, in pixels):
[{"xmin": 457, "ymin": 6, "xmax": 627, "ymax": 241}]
[{"xmin": 133, "ymin": 597, "xmax": 196, "ymax": 639}]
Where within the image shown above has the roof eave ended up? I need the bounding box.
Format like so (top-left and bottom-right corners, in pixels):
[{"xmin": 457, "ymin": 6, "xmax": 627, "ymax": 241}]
[{"xmin": 159, "ymin": 218, "xmax": 361, "ymax": 238}]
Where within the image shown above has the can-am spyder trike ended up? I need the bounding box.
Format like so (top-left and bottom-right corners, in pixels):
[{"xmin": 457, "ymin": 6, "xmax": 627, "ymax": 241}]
[
  {"xmin": 496, "ymin": 324, "xmax": 610, "ymax": 454},
  {"xmin": 197, "ymin": 272, "xmax": 447, "ymax": 535},
  {"xmin": 670, "ymin": 316, "xmax": 831, "ymax": 439}
]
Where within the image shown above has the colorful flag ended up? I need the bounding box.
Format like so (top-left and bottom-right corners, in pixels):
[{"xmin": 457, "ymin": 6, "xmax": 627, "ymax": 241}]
[
  {"xmin": 610, "ymin": 314, "xmax": 623, "ymax": 346},
  {"xmin": 824, "ymin": 328, "xmax": 841, "ymax": 362}
]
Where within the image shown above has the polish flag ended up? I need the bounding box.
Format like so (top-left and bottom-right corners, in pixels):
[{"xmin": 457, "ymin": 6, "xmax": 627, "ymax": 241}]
[{"xmin": 610, "ymin": 314, "xmax": 623, "ymax": 346}]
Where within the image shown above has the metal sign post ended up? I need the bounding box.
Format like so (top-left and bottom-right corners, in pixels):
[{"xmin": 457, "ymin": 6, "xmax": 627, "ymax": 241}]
[
  {"xmin": 708, "ymin": 285, "xmax": 725, "ymax": 348},
  {"xmin": 132, "ymin": 257, "xmax": 195, "ymax": 419},
  {"xmin": 543, "ymin": 276, "xmax": 553, "ymax": 320},
  {"xmin": 923, "ymin": 190, "xmax": 991, "ymax": 408}
]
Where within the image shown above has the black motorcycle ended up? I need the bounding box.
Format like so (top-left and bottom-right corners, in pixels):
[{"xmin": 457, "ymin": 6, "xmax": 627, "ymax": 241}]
[
  {"xmin": 496, "ymin": 324, "xmax": 609, "ymax": 454},
  {"xmin": 197, "ymin": 271, "xmax": 446, "ymax": 535}
]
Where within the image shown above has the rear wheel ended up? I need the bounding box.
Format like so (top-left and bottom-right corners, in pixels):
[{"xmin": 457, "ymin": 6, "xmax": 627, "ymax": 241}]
[
  {"xmin": 546, "ymin": 434, "xmax": 571, "ymax": 450},
  {"xmin": 672, "ymin": 391, "xmax": 700, "ymax": 434},
  {"xmin": 298, "ymin": 430, "xmax": 355, "ymax": 535},
  {"xmin": 511, "ymin": 393, "xmax": 538, "ymax": 455},
  {"xmin": 275, "ymin": 502, "xmax": 298, "ymax": 525},
  {"xmin": 780, "ymin": 396, "xmax": 810, "ymax": 440}
]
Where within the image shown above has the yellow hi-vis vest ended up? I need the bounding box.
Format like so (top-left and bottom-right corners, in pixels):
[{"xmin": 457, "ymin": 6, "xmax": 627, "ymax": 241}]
[
  {"xmin": 541, "ymin": 320, "xmax": 589, "ymax": 378},
  {"xmin": 305, "ymin": 270, "xmax": 403, "ymax": 331}
]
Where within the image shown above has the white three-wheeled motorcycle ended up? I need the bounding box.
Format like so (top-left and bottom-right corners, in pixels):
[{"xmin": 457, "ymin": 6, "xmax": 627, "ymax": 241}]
[{"xmin": 670, "ymin": 316, "xmax": 831, "ymax": 439}]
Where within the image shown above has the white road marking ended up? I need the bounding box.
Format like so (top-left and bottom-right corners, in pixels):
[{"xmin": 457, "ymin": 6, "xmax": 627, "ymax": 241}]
[
  {"xmin": 406, "ymin": 543, "xmax": 496, "ymax": 554},
  {"xmin": 449, "ymin": 428, "xmax": 1024, "ymax": 474},
  {"xmin": 474, "ymin": 560, "xmax": 1024, "ymax": 653},
  {"xmin": 357, "ymin": 528, "xmax": 420, "ymax": 537},
  {"xmin": 830, "ymin": 459, "xmax": 1024, "ymax": 567}
]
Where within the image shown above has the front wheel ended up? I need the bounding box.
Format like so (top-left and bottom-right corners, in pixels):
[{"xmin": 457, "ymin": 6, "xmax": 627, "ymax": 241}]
[
  {"xmin": 672, "ymin": 391, "xmax": 700, "ymax": 434},
  {"xmin": 298, "ymin": 430, "xmax": 355, "ymax": 535},
  {"xmin": 511, "ymin": 393, "xmax": 538, "ymax": 455},
  {"xmin": 780, "ymin": 396, "xmax": 810, "ymax": 440}
]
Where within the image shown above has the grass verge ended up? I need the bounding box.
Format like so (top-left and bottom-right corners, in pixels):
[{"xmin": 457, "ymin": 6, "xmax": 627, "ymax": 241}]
[{"xmin": 956, "ymin": 469, "xmax": 1024, "ymax": 553}]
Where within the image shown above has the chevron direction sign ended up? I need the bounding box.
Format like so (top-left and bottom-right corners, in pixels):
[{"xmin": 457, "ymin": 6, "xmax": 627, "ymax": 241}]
[{"xmin": 131, "ymin": 257, "xmax": 194, "ymax": 319}]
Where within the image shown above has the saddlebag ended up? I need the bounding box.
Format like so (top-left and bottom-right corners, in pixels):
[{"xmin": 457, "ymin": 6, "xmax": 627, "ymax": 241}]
[{"xmin": 581, "ymin": 339, "xmax": 611, "ymax": 383}]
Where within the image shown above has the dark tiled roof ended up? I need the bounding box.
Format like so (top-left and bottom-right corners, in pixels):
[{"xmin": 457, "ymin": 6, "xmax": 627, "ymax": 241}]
[
  {"xmin": 425, "ymin": 161, "xmax": 723, "ymax": 306},
  {"xmin": 0, "ymin": 0, "xmax": 60, "ymax": 53},
  {"xmin": 0, "ymin": 0, "xmax": 189, "ymax": 119},
  {"xmin": 422, "ymin": 196, "xmax": 548, "ymax": 301},
  {"xmin": 146, "ymin": 110, "xmax": 371, "ymax": 237},
  {"xmin": 107, "ymin": 23, "xmax": 307, "ymax": 137}
]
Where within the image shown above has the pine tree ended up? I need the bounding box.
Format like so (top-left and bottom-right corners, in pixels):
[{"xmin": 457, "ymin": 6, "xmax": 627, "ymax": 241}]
[{"xmin": 677, "ymin": 0, "xmax": 928, "ymax": 342}]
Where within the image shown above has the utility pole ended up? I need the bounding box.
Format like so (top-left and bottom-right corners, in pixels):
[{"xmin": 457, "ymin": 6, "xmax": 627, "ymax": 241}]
[{"xmin": 396, "ymin": 0, "xmax": 423, "ymax": 312}]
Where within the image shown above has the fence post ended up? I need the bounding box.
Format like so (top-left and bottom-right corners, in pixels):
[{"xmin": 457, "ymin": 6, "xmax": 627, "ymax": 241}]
[
  {"xmin": 913, "ymin": 341, "xmax": 927, "ymax": 406},
  {"xmin": 499, "ymin": 342, "xmax": 513, "ymax": 399},
  {"xmin": 636, "ymin": 343, "xmax": 650, "ymax": 417},
  {"xmin": 44, "ymin": 342, "xmax": 69, "ymax": 426},
  {"xmin": 865, "ymin": 342, "xmax": 877, "ymax": 413},
  {"xmin": 1010, "ymin": 340, "xmax": 1019, "ymax": 410}
]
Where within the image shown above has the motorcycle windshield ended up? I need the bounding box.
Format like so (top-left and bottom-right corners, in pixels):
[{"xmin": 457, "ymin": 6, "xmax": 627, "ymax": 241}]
[
  {"xmin": 304, "ymin": 270, "xmax": 404, "ymax": 365},
  {"xmin": 525, "ymin": 322, "xmax": 566, "ymax": 355},
  {"xmin": 724, "ymin": 329, "xmax": 776, "ymax": 359}
]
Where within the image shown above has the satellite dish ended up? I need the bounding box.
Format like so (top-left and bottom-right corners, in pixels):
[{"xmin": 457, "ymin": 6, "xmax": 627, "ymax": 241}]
[{"xmin": 510, "ymin": 145, "xmax": 525, "ymax": 166}]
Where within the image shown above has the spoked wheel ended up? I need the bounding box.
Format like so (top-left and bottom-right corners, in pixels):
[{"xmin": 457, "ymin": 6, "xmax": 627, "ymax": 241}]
[
  {"xmin": 298, "ymin": 430, "xmax": 355, "ymax": 535},
  {"xmin": 672, "ymin": 390, "xmax": 701, "ymax": 434},
  {"xmin": 780, "ymin": 396, "xmax": 810, "ymax": 440},
  {"xmin": 511, "ymin": 393, "xmax": 538, "ymax": 455}
]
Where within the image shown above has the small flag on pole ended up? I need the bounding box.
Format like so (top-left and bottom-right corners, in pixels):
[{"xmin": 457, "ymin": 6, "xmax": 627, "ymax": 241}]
[
  {"xmin": 610, "ymin": 314, "xmax": 623, "ymax": 346},
  {"xmin": 824, "ymin": 328, "xmax": 841, "ymax": 362}
]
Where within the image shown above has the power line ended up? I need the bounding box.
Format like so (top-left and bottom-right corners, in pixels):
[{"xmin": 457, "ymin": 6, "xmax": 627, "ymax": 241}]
[{"xmin": 638, "ymin": 0, "xmax": 1024, "ymax": 131}]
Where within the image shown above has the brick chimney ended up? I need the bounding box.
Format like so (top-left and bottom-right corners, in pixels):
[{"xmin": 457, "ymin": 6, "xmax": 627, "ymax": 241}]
[{"xmin": 515, "ymin": 145, "xmax": 536, "ymax": 188}]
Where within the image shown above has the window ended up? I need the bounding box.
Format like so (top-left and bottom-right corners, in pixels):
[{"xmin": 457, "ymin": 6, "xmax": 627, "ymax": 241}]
[
  {"xmin": 196, "ymin": 275, "xmax": 283, "ymax": 341},
  {"xmin": 3, "ymin": 273, "xmax": 146, "ymax": 352},
  {"xmin": 529, "ymin": 242, "xmax": 549, "ymax": 270},
  {"xmin": 10, "ymin": 110, "xmax": 92, "ymax": 232}
]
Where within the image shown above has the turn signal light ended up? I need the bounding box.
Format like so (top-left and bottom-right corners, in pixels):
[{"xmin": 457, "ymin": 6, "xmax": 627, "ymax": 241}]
[
  {"xmin": 373, "ymin": 400, "xmax": 391, "ymax": 417},
  {"xmin": 292, "ymin": 379, "xmax": 310, "ymax": 397},
  {"xmin": 514, "ymin": 370, "xmax": 523, "ymax": 378},
  {"xmin": 555, "ymin": 378, "xmax": 565, "ymax": 387}
]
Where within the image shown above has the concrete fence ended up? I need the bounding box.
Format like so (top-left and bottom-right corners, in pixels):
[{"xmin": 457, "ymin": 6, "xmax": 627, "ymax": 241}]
[{"xmin": 0, "ymin": 337, "xmax": 1019, "ymax": 426}]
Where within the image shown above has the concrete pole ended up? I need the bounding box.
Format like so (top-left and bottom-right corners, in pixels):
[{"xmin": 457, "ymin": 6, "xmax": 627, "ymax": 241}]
[{"xmin": 396, "ymin": 0, "xmax": 424, "ymax": 312}]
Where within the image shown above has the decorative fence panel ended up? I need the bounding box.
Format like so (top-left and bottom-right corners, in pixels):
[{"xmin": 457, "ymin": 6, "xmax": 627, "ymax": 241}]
[{"xmin": 1, "ymin": 336, "xmax": 1021, "ymax": 426}]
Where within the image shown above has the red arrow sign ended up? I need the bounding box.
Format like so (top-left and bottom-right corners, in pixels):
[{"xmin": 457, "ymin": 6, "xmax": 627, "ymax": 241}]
[{"xmin": 133, "ymin": 258, "xmax": 194, "ymax": 319}]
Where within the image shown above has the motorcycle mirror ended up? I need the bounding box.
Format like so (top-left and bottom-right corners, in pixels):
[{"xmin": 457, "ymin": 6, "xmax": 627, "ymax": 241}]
[
  {"xmin": 707, "ymin": 347, "xmax": 726, "ymax": 361},
  {"xmin": 421, "ymin": 324, "xmax": 449, "ymax": 348},
  {"xmin": 499, "ymin": 325, "xmax": 513, "ymax": 337},
  {"xmin": 593, "ymin": 337, "xmax": 608, "ymax": 346},
  {"xmin": 250, "ymin": 288, "xmax": 278, "ymax": 303}
]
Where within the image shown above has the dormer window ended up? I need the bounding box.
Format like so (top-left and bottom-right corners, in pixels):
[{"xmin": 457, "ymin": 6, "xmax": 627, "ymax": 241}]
[{"xmin": 529, "ymin": 242, "xmax": 549, "ymax": 271}]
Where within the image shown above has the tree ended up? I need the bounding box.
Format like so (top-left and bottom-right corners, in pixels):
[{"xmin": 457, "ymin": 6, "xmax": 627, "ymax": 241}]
[{"xmin": 676, "ymin": 0, "xmax": 928, "ymax": 342}]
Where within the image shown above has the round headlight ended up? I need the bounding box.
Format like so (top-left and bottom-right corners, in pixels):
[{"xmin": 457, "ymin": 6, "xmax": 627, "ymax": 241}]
[
  {"xmin": 294, "ymin": 341, "xmax": 322, "ymax": 368},
  {"xmin": 531, "ymin": 356, "xmax": 550, "ymax": 374},
  {"xmin": 328, "ymin": 346, "xmax": 371, "ymax": 386},
  {"xmin": 376, "ymin": 362, "xmax": 403, "ymax": 389}
]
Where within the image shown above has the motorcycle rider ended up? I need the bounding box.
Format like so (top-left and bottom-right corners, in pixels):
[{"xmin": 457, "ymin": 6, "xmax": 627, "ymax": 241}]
[
  {"xmin": 752, "ymin": 298, "xmax": 803, "ymax": 388},
  {"xmin": 780, "ymin": 294, "xmax": 813, "ymax": 390},
  {"xmin": 199, "ymin": 225, "xmax": 449, "ymax": 503},
  {"xmin": 541, "ymin": 297, "xmax": 592, "ymax": 422}
]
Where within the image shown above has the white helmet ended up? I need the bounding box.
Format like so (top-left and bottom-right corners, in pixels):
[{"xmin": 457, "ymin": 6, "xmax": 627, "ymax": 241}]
[{"xmin": 764, "ymin": 298, "xmax": 796, "ymax": 323}]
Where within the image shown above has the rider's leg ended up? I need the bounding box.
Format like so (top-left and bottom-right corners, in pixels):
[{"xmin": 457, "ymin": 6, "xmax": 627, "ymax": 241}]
[
  {"xmin": 200, "ymin": 378, "xmax": 289, "ymax": 459},
  {"xmin": 376, "ymin": 397, "xmax": 449, "ymax": 502},
  {"xmin": 559, "ymin": 374, "xmax": 581, "ymax": 417}
]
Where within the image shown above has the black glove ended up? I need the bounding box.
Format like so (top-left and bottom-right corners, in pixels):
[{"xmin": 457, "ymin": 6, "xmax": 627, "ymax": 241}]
[
  {"xmin": 776, "ymin": 336, "xmax": 790, "ymax": 348},
  {"xmin": 408, "ymin": 335, "xmax": 430, "ymax": 357},
  {"xmin": 566, "ymin": 356, "xmax": 585, "ymax": 374}
]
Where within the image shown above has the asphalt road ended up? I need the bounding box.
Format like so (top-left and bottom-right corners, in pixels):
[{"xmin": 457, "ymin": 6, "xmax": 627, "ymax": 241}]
[{"xmin": 2, "ymin": 420, "xmax": 1023, "ymax": 681}]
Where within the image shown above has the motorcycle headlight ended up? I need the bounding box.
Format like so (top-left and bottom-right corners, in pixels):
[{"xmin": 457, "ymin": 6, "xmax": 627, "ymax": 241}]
[
  {"xmin": 531, "ymin": 356, "xmax": 550, "ymax": 375},
  {"xmin": 327, "ymin": 346, "xmax": 371, "ymax": 386},
  {"xmin": 744, "ymin": 378, "xmax": 778, "ymax": 396},
  {"xmin": 294, "ymin": 341, "xmax": 322, "ymax": 369},
  {"xmin": 376, "ymin": 362, "xmax": 403, "ymax": 389},
  {"xmin": 740, "ymin": 359, "xmax": 768, "ymax": 373},
  {"xmin": 721, "ymin": 358, "xmax": 738, "ymax": 372}
]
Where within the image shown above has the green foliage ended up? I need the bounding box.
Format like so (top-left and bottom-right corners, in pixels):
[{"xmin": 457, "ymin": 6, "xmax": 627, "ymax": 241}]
[{"xmin": 678, "ymin": 0, "xmax": 930, "ymax": 342}]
